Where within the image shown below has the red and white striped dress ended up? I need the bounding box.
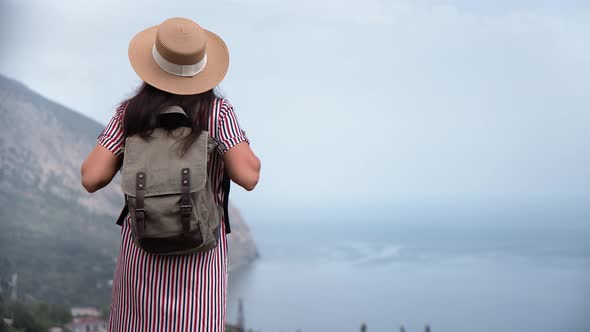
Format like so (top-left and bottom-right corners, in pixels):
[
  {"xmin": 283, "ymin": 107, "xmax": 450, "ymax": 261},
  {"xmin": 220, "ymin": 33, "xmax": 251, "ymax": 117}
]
[{"xmin": 96, "ymin": 97, "xmax": 249, "ymax": 332}]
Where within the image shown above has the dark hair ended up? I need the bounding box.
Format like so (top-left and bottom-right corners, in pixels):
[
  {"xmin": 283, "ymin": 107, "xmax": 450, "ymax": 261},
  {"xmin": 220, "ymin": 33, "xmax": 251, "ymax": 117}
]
[{"xmin": 122, "ymin": 82, "xmax": 221, "ymax": 156}]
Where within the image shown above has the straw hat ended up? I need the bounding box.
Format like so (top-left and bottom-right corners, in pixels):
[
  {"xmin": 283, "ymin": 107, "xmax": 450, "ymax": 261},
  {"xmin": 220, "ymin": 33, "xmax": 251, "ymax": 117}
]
[{"xmin": 128, "ymin": 17, "xmax": 229, "ymax": 95}]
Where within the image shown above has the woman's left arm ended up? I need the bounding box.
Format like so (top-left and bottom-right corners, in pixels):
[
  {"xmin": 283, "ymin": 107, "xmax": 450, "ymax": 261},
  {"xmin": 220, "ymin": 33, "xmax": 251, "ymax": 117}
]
[
  {"xmin": 81, "ymin": 104, "xmax": 126, "ymax": 193},
  {"xmin": 81, "ymin": 145, "xmax": 122, "ymax": 192}
]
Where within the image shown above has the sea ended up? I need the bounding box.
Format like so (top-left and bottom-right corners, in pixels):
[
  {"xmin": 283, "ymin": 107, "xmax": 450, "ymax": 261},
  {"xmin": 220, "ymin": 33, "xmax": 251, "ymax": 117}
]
[{"xmin": 226, "ymin": 201, "xmax": 590, "ymax": 332}]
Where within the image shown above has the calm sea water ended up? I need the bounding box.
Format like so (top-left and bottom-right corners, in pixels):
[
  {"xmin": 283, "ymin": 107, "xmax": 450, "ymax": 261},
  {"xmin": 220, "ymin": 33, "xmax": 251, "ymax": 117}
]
[{"xmin": 226, "ymin": 205, "xmax": 590, "ymax": 332}]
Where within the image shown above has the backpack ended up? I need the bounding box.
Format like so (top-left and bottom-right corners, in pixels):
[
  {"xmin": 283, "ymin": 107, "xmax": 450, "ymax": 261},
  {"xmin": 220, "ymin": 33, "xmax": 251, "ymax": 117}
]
[{"xmin": 114, "ymin": 105, "xmax": 231, "ymax": 256}]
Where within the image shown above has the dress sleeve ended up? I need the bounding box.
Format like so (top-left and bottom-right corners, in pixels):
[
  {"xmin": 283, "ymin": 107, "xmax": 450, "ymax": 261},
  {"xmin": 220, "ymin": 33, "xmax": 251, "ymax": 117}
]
[
  {"xmin": 216, "ymin": 99, "xmax": 250, "ymax": 155},
  {"xmin": 96, "ymin": 103, "xmax": 126, "ymax": 157}
]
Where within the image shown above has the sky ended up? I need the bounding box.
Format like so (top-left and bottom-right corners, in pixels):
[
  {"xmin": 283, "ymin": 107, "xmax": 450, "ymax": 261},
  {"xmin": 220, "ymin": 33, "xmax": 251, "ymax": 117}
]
[{"xmin": 1, "ymin": 0, "xmax": 589, "ymax": 222}]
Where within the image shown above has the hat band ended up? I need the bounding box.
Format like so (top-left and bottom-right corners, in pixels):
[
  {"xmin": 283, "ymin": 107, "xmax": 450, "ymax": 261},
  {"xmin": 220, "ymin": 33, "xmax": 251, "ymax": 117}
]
[{"xmin": 152, "ymin": 44, "xmax": 207, "ymax": 77}]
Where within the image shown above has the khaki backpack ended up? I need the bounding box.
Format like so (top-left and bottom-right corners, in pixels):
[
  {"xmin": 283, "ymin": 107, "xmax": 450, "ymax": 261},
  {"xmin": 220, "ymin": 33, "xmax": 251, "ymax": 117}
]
[{"xmin": 114, "ymin": 105, "xmax": 227, "ymax": 256}]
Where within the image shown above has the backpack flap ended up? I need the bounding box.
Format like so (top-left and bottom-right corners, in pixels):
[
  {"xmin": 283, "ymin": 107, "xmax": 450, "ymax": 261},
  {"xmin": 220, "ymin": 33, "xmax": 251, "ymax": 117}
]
[{"xmin": 121, "ymin": 127, "xmax": 209, "ymax": 196}]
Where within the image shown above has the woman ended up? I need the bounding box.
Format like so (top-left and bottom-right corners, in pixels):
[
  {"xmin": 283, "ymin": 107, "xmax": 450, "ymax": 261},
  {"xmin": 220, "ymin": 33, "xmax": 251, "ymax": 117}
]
[{"xmin": 80, "ymin": 17, "xmax": 261, "ymax": 332}]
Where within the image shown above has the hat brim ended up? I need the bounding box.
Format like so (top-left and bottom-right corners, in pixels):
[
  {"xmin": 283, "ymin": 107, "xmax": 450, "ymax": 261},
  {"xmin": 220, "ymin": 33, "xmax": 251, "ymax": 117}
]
[{"xmin": 128, "ymin": 25, "xmax": 229, "ymax": 95}]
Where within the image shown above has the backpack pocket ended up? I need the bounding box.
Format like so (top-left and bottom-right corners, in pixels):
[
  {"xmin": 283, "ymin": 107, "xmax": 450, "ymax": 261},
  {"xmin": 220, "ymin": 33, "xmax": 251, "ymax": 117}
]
[{"xmin": 195, "ymin": 184, "xmax": 223, "ymax": 248}]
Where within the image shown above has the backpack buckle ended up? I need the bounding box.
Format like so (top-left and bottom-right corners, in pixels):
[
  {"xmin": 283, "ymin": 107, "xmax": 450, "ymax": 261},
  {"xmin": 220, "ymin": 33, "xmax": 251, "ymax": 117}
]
[
  {"xmin": 134, "ymin": 207, "xmax": 145, "ymax": 220},
  {"xmin": 180, "ymin": 204, "xmax": 192, "ymax": 217}
]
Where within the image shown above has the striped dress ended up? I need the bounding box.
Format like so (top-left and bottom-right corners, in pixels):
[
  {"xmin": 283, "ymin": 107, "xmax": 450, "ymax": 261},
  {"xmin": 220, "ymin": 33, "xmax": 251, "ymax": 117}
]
[{"xmin": 96, "ymin": 97, "xmax": 250, "ymax": 332}]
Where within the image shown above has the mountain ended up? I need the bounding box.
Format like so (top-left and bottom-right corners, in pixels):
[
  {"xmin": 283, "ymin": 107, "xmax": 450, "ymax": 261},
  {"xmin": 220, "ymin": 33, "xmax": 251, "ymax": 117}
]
[{"xmin": 0, "ymin": 74, "xmax": 258, "ymax": 306}]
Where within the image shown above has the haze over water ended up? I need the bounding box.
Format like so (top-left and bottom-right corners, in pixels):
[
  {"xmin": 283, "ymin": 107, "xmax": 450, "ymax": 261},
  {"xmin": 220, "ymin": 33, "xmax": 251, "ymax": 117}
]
[{"xmin": 227, "ymin": 201, "xmax": 590, "ymax": 332}]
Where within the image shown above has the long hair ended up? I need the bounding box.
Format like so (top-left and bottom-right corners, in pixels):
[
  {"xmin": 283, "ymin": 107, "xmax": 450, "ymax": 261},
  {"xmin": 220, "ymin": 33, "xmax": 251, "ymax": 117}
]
[{"xmin": 122, "ymin": 82, "xmax": 220, "ymax": 156}]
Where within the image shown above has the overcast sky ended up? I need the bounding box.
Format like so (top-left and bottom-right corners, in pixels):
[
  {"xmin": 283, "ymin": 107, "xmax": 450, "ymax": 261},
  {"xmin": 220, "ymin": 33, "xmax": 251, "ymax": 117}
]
[{"xmin": 1, "ymin": 0, "xmax": 589, "ymax": 220}]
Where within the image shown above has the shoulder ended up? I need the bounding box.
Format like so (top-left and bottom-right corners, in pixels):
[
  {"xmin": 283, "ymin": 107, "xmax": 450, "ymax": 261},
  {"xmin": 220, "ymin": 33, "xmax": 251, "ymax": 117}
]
[
  {"xmin": 105, "ymin": 102, "xmax": 128, "ymax": 126},
  {"xmin": 219, "ymin": 97, "xmax": 233, "ymax": 112},
  {"xmin": 212, "ymin": 97, "xmax": 233, "ymax": 116},
  {"xmin": 115, "ymin": 101, "xmax": 129, "ymax": 117},
  {"xmin": 215, "ymin": 97, "xmax": 238, "ymax": 123}
]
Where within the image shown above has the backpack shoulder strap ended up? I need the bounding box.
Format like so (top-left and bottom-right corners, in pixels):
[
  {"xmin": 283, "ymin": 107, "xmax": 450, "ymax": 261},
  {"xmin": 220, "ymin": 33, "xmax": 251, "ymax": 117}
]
[
  {"xmin": 115, "ymin": 194, "xmax": 128, "ymax": 226},
  {"xmin": 222, "ymin": 172, "xmax": 232, "ymax": 234},
  {"xmin": 211, "ymin": 98, "xmax": 232, "ymax": 234}
]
